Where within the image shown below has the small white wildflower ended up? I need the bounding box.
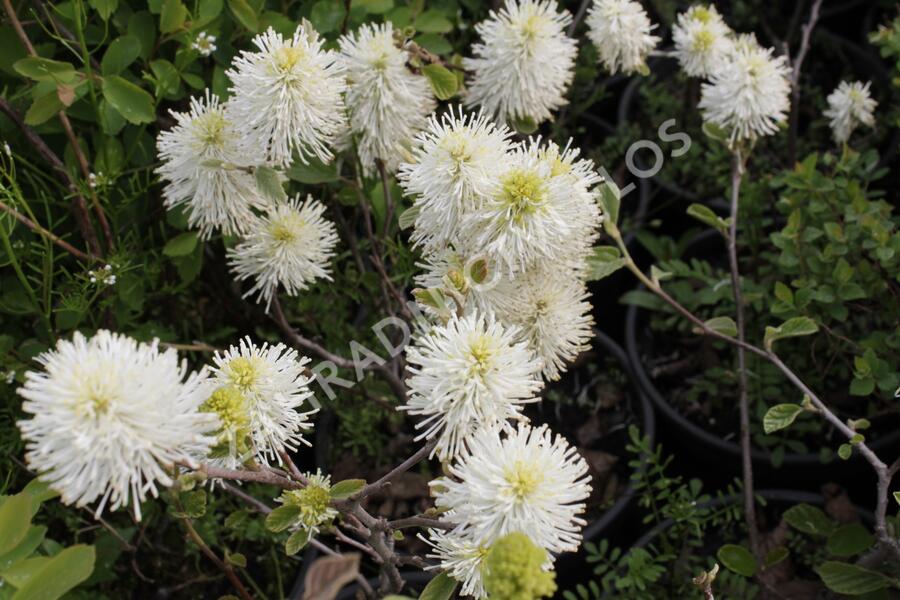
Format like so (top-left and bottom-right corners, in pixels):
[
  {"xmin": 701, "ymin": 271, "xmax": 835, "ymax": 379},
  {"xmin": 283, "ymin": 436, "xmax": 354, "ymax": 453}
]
[
  {"xmin": 16, "ymin": 331, "xmax": 216, "ymax": 519},
  {"xmin": 402, "ymin": 311, "xmax": 544, "ymax": 460},
  {"xmin": 4, "ymin": 370, "xmax": 15, "ymax": 384},
  {"xmin": 226, "ymin": 23, "xmax": 347, "ymax": 167},
  {"xmin": 672, "ymin": 4, "xmax": 734, "ymax": 78},
  {"xmin": 464, "ymin": 0, "xmax": 577, "ymax": 125},
  {"xmin": 88, "ymin": 172, "xmax": 100, "ymax": 189},
  {"xmin": 432, "ymin": 422, "xmax": 591, "ymax": 554},
  {"xmin": 699, "ymin": 34, "xmax": 791, "ymax": 143},
  {"xmin": 209, "ymin": 337, "xmax": 316, "ymax": 467},
  {"xmin": 227, "ymin": 195, "xmax": 339, "ymax": 311},
  {"xmin": 192, "ymin": 31, "xmax": 217, "ymax": 57},
  {"xmin": 338, "ymin": 22, "xmax": 436, "ymax": 174},
  {"xmin": 399, "ymin": 108, "xmax": 514, "ymax": 253},
  {"xmin": 156, "ymin": 90, "xmax": 268, "ymax": 238},
  {"xmin": 586, "ymin": 0, "xmax": 660, "ymax": 75},
  {"xmin": 3, "ymin": 142, "xmax": 12, "ymax": 157},
  {"xmin": 824, "ymin": 81, "xmax": 877, "ymax": 144}
]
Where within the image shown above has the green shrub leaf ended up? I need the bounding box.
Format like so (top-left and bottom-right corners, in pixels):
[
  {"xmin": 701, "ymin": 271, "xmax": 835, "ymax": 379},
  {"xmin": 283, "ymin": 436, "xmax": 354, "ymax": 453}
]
[
  {"xmin": 816, "ymin": 561, "xmax": 891, "ymax": 595},
  {"xmin": 422, "ymin": 64, "xmax": 457, "ymax": 100},
  {"xmin": 265, "ymin": 505, "xmax": 301, "ymax": 532},
  {"xmin": 284, "ymin": 529, "xmax": 309, "ymax": 555},
  {"xmin": 329, "ymin": 479, "xmax": 366, "ymax": 500},
  {"xmin": 826, "ymin": 524, "xmax": 874, "ymax": 557},
  {"xmin": 782, "ymin": 503, "xmax": 835, "ymax": 537},
  {"xmin": 764, "ymin": 317, "xmax": 819, "ymax": 350},
  {"xmin": 418, "ymin": 572, "xmax": 458, "ymax": 600},
  {"xmin": 763, "ymin": 403, "xmax": 803, "ymax": 434},
  {"xmin": 716, "ymin": 544, "xmax": 757, "ymax": 577},
  {"xmin": 101, "ymin": 76, "xmax": 155, "ymax": 124}
]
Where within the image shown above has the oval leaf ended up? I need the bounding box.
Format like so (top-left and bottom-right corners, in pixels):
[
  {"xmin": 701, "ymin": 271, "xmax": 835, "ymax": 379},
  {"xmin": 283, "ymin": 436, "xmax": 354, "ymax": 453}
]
[
  {"xmin": 101, "ymin": 76, "xmax": 155, "ymax": 124},
  {"xmin": 10, "ymin": 544, "xmax": 95, "ymax": 600},
  {"xmin": 763, "ymin": 403, "xmax": 803, "ymax": 434},
  {"xmin": 0, "ymin": 494, "xmax": 32, "ymax": 555},
  {"xmin": 716, "ymin": 544, "xmax": 757, "ymax": 577},
  {"xmin": 782, "ymin": 503, "xmax": 835, "ymax": 537},
  {"xmin": 816, "ymin": 561, "xmax": 890, "ymax": 595},
  {"xmin": 284, "ymin": 529, "xmax": 309, "ymax": 555},
  {"xmin": 421, "ymin": 64, "xmax": 457, "ymax": 100},
  {"xmin": 163, "ymin": 231, "xmax": 198, "ymax": 257},
  {"xmin": 329, "ymin": 479, "xmax": 366, "ymax": 500},
  {"xmin": 265, "ymin": 505, "xmax": 300, "ymax": 533},
  {"xmin": 826, "ymin": 523, "xmax": 874, "ymax": 557},
  {"xmin": 764, "ymin": 317, "xmax": 819, "ymax": 351},
  {"xmin": 418, "ymin": 572, "xmax": 457, "ymax": 600}
]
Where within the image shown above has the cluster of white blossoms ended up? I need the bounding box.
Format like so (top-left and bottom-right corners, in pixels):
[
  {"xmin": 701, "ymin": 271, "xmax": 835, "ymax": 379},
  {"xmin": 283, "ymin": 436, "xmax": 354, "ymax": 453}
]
[
  {"xmin": 16, "ymin": 331, "xmax": 316, "ymax": 518},
  {"xmin": 586, "ymin": 0, "xmax": 660, "ymax": 76},
  {"xmin": 824, "ymin": 80, "xmax": 878, "ymax": 144},
  {"xmin": 464, "ymin": 0, "xmax": 577, "ymax": 125},
  {"xmin": 698, "ymin": 33, "xmax": 791, "ymax": 143},
  {"xmin": 424, "ymin": 424, "xmax": 591, "ymax": 597},
  {"xmin": 671, "ymin": 4, "xmax": 733, "ymax": 78},
  {"xmin": 338, "ymin": 22, "xmax": 436, "ymax": 174}
]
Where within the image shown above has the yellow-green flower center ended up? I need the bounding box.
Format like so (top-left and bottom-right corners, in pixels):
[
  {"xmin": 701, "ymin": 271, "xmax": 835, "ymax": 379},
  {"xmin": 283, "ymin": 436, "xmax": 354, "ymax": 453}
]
[
  {"xmin": 226, "ymin": 357, "xmax": 259, "ymax": 391},
  {"xmin": 692, "ymin": 29, "xmax": 715, "ymax": 52},
  {"xmin": 505, "ymin": 460, "xmax": 543, "ymax": 500},
  {"xmin": 202, "ymin": 386, "xmax": 250, "ymax": 431},
  {"xmin": 273, "ymin": 46, "xmax": 305, "ymax": 73},
  {"xmin": 468, "ymin": 336, "xmax": 494, "ymax": 377},
  {"xmin": 271, "ymin": 221, "xmax": 299, "ymax": 243},
  {"xmin": 693, "ymin": 6, "xmax": 712, "ymax": 24},
  {"xmin": 500, "ymin": 169, "xmax": 547, "ymax": 224},
  {"xmin": 196, "ymin": 111, "xmax": 228, "ymax": 149},
  {"xmin": 283, "ymin": 483, "xmax": 333, "ymax": 527}
]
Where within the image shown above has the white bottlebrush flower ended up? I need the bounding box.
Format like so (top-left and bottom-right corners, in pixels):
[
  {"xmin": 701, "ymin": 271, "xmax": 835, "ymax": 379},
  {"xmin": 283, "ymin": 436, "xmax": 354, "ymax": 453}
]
[
  {"xmin": 671, "ymin": 4, "xmax": 733, "ymax": 78},
  {"xmin": 699, "ymin": 34, "xmax": 791, "ymax": 143},
  {"xmin": 156, "ymin": 91, "xmax": 268, "ymax": 237},
  {"xmin": 274, "ymin": 469, "xmax": 338, "ymax": 536},
  {"xmin": 413, "ymin": 247, "xmax": 499, "ymax": 318},
  {"xmin": 489, "ymin": 268, "xmax": 594, "ymax": 381},
  {"xmin": 402, "ymin": 312, "xmax": 543, "ymax": 460},
  {"xmin": 227, "ymin": 195, "xmax": 339, "ymax": 311},
  {"xmin": 464, "ymin": 0, "xmax": 577, "ymax": 125},
  {"xmin": 192, "ymin": 31, "xmax": 217, "ymax": 56},
  {"xmin": 459, "ymin": 142, "xmax": 586, "ymax": 277},
  {"xmin": 209, "ymin": 337, "xmax": 316, "ymax": 466},
  {"xmin": 399, "ymin": 108, "xmax": 514, "ymax": 253},
  {"xmin": 586, "ymin": 0, "xmax": 660, "ymax": 76},
  {"xmin": 824, "ymin": 80, "xmax": 877, "ymax": 144},
  {"xmin": 422, "ymin": 528, "xmax": 491, "ymax": 598},
  {"xmin": 338, "ymin": 22, "xmax": 436, "ymax": 174},
  {"xmin": 432, "ymin": 422, "xmax": 591, "ymax": 554},
  {"xmin": 227, "ymin": 23, "xmax": 347, "ymax": 167},
  {"xmin": 16, "ymin": 331, "xmax": 216, "ymax": 519}
]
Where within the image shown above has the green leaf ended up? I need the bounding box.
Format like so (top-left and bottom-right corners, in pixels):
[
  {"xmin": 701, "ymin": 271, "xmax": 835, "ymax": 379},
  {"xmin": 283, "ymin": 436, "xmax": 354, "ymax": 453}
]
[
  {"xmin": 24, "ymin": 91, "xmax": 64, "ymax": 126},
  {"xmin": 764, "ymin": 317, "xmax": 819, "ymax": 350},
  {"xmin": 826, "ymin": 524, "xmax": 874, "ymax": 557},
  {"xmin": 329, "ymin": 479, "xmax": 366, "ymax": 500},
  {"xmin": 1, "ymin": 556, "xmax": 51, "ymax": 588},
  {"xmin": 782, "ymin": 503, "xmax": 836, "ymax": 537},
  {"xmin": 838, "ymin": 443, "xmax": 853, "ymax": 460},
  {"xmin": 150, "ymin": 59, "xmax": 180, "ymax": 97},
  {"xmin": 686, "ymin": 203, "xmax": 728, "ymax": 232},
  {"xmin": 101, "ymin": 76, "xmax": 155, "ymax": 124},
  {"xmin": 286, "ymin": 156, "xmax": 339, "ymax": 184},
  {"xmin": 310, "ymin": 0, "xmax": 345, "ymax": 33},
  {"xmin": 398, "ymin": 205, "xmax": 420, "ymax": 230},
  {"xmin": 101, "ymin": 35, "xmax": 142, "ymax": 75},
  {"xmin": 509, "ymin": 114, "xmax": 538, "ymax": 134},
  {"xmin": 764, "ymin": 547, "xmax": 789, "ymax": 568},
  {"xmin": 0, "ymin": 525, "xmax": 46, "ymax": 570},
  {"xmin": 284, "ymin": 529, "xmax": 309, "ymax": 555},
  {"xmin": 418, "ymin": 572, "xmax": 458, "ymax": 600},
  {"xmin": 181, "ymin": 490, "xmax": 207, "ymax": 518},
  {"xmin": 763, "ymin": 403, "xmax": 803, "ymax": 434},
  {"xmin": 356, "ymin": 0, "xmax": 394, "ymax": 14},
  {"xmin": 160, "ymin": 0, "xmax": 187, "ymax": 33},
  {"xmin": 421, "ymin": 64, "xmax": 457, "ymax": 100},
  {"xmin": 598, "ymin": 179, "xmax": 621, "ymax": 227},
  {"xmin": 196, "ymin": 0, "xmax": 223, "ymax": 25},
  {"xmin": 226, "ymin": 551, "xmax": 247, "ymax": 567},
  {"xmin": 701, "ymin": 120, "xmax": 728, "ymax": 143},
  {"xmin": 10, "ymin": 544, "xmax": 95, "ymax": 600},
  {"xmin": 14, "ymin": 57, "xmax": 77, "ymax": 83},
  {"xmin": 585, "ymin": 246, "xmax": 626, "ymax": 281},
  {"xmin": 163, "ymin": 231, "xmax": 198, "ymax": 257},
  {"xmin": 265, "ymin": 505, "xmax": 301, "ymax": 533},
  {"xmin": 254, "ymin": 166, "xmax": 287, "ymax": 204},
  {"xmin": 816, "ymin": 561, "xmax": 891, "ymax": 595},
  {"xmin": 0, "ymin": 494, "xmax": 32, "ymax": 556},
  {"xmin": 701, "ymin": 316, "xmax": 737, "ymax": 337},
  {"xmin": 89, "ymin": 0, "xmax": 118, "ymax": 20},
  {"xmin": 716, "ymin": 544, "xmax": 757, "ymax": 577},
  {"xmin": 414, "ymin": 10, "xmax": 452, "ymax": 33},
  {"xmin": 228, "ymin": 0, "xmax": 259, "ymax": 32}
]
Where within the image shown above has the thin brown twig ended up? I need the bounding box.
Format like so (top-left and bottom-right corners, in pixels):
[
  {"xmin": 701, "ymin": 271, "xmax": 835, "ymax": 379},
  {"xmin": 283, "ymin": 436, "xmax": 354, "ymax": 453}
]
[
  {"xmin": 177, "ymin": 505, "xmax": 254, "ymax": 600},
  {"xmin": 0, "ymin": 198, "xmax": 96, "ymax": 261},
  {"xmin": 787, "ymin": 0, "xmax": 823, "ymax": 165}
]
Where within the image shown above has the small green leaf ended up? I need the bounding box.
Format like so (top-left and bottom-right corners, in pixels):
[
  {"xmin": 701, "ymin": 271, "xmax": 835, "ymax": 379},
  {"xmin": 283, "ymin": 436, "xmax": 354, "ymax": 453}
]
[
  {"xmin": 398, "ymin": 205, "xmax": 420, "ymax": 230},
  {"xmin": 826, "ymin": 524, "xmax": 874, "ymax": 557},
  {"xmin": 254, "ymin": 166, "xmax": 287, "ymax": 204},
  {"xmin": 764, "ymin": 317, "xmax": 819, "ymax": 351},
  {"xmin": 309, "ymin": 0, "xmax": 345, "ymax": 33},
  {"xmin": 14, "ymin": 57, "xmax": 77, "ymax": 83},
  {"xmin": 838, "ymin": 443, "xmax": 853, "ymax": 460},
  {"xmin": 24, "ymin": 91, "xmax": 64, "ymax": 126},
  {"xmin": 598, "ymin": 179, "xmax": 621, "ymax": 227},
  {"xmin": 0, "ymin": 525, "xmax": 46, "ymax": 570},
  {"xmin": 228, "ymin": 0, "xmax": 259, "ymax": 32},
  {"xmin": 816, "ymin": 561, "xmax": 891, "ymax": 595},
  {"xmin": 265, "ymin": 505, "xmax": 301, "ymax": 533},
  {"xmin": 286, "ymin": 156, "xmax": 339, "ymax": 184},
  {"xmin": 716, "ymin": 544, "xmax": 757, "ymax": 577},
  {"xmin": 509, "ymin": 114, "xmax": 538, "ymax": 134},
  {"xmin": 0, "ymin": 494, "xmax": 32, "ymax": 555},
  {"xmin": 10, "ymin": 544, "xmax": 95, "ymax": 600},
  {"xmin": 418, "ymin": 572, "xmax": 458, "ymax": 600},
  {"xmin": 782, "ymin": 503, "xmax": 836, "ymax": 537},
  {"xmin": 329, "ymin": 479, "xmax": 366, "ymax": 500},
  {"xmin": 702, "ymin": 316, "xmax": 737, "ymax": 338},
  {"xmin": 181, "ymin": 489, "xmax": 207, "ymax": 518},
  {"xmin": 101, "ymin": 35, "xmax": 142, "ymax": 75},
  {"xmin": 163, "ymin": 231, "xmax": 198, "ymax": 257},
  {"xmin": 421, "ymin": 64, "xmax": 457, "ymax": 100},
  {"xmin": 764, "ymin": 547, "xmax": 789, "ymax": 568},
  {"xmin": 101, "ymin": 76, "xmax": 155, "ymax": 124},
  {"xmin": 414, "ymin": 10, "xmax": 452, "ymax": 33},
  {"xmin": 89, "ymin": 0, "xmax": 118, "ymax": 20},
  {"xmin": 686, "ymin": 203, "xmax": 728, "ymax": 232},
  {"xmin": 356, "ymin": 0, "xmax": 394, "ymax": 14},
  {"xmin": 226, "ymin": 551, "xmax": 247, "ymax": 567},
  {"xmin": 284, "ymin": 529, "xmax": 309, "ymax": 555},
  {"xmin": 585, "ymin": 246, "xmax": 626, "ymax": 281},
  {"xmin": 763, "ymin": 403, "xmax": 803, "ymax": 434},
  {"xmin": 160, "ymin": 0, "xmax": 187, "ymax": 33}
]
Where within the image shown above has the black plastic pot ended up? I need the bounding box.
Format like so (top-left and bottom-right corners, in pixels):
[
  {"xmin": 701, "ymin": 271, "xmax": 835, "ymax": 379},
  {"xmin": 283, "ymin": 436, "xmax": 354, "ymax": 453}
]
[{"xmin": 625, "ymin": 293, "xmax": 900, "ymax": 491}]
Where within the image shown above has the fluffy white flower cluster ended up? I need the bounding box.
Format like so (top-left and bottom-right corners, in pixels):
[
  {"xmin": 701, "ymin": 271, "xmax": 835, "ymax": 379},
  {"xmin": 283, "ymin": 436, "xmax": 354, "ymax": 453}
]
[
  {"xmin": 824, "ymin": 80, "xmax": 877, "ymax": 144},
  {"xmin": 586, "ymin": 0, "xmax": 659, "ymax": 75},
  {"xmin": 425, "ymin": 423, "xmax": 590, "ymax": 597},
  {"xmin": 671, "ymin": 4, "xmax": 733, "ymax": 78},
  {"xmin": 464, "ymin": 0, "xmax": 577, "ymax": 125},
  {"xmin": 16, "ymin": 331, "xmax": 316, "ymax": 518}
]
